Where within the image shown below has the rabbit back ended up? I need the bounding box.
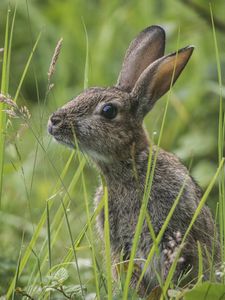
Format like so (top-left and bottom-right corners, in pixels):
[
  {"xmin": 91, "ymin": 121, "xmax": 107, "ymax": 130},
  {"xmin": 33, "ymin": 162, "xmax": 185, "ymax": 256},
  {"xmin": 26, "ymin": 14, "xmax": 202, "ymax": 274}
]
[{"xmin": 94, "ymin": 146, "xmax": 219, "ymax": 295}]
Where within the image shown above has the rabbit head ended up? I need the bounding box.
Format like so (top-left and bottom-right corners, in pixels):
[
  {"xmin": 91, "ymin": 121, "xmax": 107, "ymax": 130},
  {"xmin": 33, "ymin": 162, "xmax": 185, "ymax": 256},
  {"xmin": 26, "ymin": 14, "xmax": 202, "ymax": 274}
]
[{"xmin": 48, "ymin": 25, "xmax": 194, "ymax": 162}]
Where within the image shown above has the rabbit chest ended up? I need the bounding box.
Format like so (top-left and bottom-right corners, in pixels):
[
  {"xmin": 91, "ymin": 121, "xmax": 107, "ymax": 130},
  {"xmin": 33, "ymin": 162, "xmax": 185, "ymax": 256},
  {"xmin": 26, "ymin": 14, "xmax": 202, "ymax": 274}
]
[
  {"xmin": 94, "ymin": 176, "xmax": 181, "ymax": 260},
  {"xmin": 94, "ymin": 184, "xmax": 142, "ymax": 252},
  {"xmin": 93, "ymin": 149, "xmax": 201, "ymax": 259}
]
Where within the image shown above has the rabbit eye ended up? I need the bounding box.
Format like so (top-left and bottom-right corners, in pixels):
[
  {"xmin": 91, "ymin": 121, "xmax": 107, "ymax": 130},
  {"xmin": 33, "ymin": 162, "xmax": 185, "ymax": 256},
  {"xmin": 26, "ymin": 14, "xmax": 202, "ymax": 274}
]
[{"xmin": 101, "ymin": 104, "xmax": 117, "ymax": 119}]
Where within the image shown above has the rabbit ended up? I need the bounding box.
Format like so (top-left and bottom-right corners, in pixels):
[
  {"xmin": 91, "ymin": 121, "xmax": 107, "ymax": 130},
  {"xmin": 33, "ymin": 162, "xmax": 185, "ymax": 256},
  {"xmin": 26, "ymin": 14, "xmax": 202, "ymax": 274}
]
[{"xmin": 48, "ymin": 25, "xmax": 220, "ymax": 298}]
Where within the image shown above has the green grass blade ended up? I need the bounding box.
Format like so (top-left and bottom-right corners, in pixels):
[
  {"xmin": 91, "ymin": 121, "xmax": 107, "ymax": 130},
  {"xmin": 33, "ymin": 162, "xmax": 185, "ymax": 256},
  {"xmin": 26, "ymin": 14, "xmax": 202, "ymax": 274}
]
[
  {"xmin": 137, "ymin": 176, "xmax": 187, "ymax": 290},
  {"xmin": 103, "ymin": 183, "xmax": 113, "ymax": 299},
  {"xmin": 6, "ymin": 152, "xmax": 83, "ymax": 298},
  {"xmin": 59, "ymin": 191, "xmax": 85, "ymax": 299},
  {"xmin": 31, "ymin": 248, "xmax": 43, "ymax": 288},
  {"xmin": 30, "ymin": 191, "xmax": 105, "ymax": 299},
  {"xmin": 210, "ymin": 203, "xmax": 219, "ymax": 281},
  {"xmin": 6, "ymin": 2, "xmax": 17, "ymax": 90},
  {"xmin": 162, "ymin": 158, "xmax": 224, "ymax": 296},
  {"xmin": 197, "ymin": 241, "xmax": 203, "ymax": 282},
  {"xmin": 14, "ymin": 31, "xmax": 42, "ymax": 102},
  {"xmin": 82, "ymin": 18, "xmax": 89, "ymax": 90},
  {"xmin": 46, "ymin": 201, "xmax": 52, "ymax": 273},
  {"xmin": 183, "ymin": 157, "xmax": 225, "ymax": 246},
  {"xmin": 0, "ymin": 7, "xmax": 10, "ymax": 206},
  {"xmin": 78, "ymin": 155, "xmax": 101, "ymax": 297},
  {"xmin": 12, "ymin": 233, "xmax": 24, "ymax": 300},
  {"xmin": 80, "ymin": 20, "xmax": 101, "ymax": 299},
  {"xmin": 122, "ymin": 29, "xmax": 181, "ymax": 300},
  {"xmin": 1, "ymin": 8, "xmax": 10, "ymax": 93},
  {"xmin": 25, "ymin": 155, "xmax": 86, "ymax": 296},
  {"xmin": 121, "ymin": 144, "xmax": 154, "ymax": 299},
  {"xmin": 209, "ymin": 3, "xmax": 225, "ymax": 263},
  {"xmin": 60, "ymin": 193, "xmax": 104, "ymax": 264}
]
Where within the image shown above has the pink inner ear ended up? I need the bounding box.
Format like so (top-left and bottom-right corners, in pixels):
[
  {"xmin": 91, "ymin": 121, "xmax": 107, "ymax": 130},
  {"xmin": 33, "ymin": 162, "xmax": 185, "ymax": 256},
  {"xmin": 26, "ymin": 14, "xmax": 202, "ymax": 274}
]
[
  {"xmin": 151, "ymin": 48, "xmax": 194, "ymax": 101},
  {"xmin": 151, "ymin": 56, "xmax": 179, "ymax": 100},
  {"xmin": 130, "ymin": 46, "xmax": 194, "ymax": 118}
]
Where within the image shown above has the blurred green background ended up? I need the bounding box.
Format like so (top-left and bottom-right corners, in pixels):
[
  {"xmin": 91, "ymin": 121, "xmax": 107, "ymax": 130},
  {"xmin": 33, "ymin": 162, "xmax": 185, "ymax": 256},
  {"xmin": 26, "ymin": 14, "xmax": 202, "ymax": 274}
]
[{"xmin": 0, "ymin": 0, "xmax": 224, "ymax": 297}]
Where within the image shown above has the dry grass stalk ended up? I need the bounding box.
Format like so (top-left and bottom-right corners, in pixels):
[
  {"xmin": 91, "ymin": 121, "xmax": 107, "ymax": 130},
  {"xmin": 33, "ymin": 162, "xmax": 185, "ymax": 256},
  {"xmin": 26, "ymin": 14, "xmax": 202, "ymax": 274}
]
[
  {"xmin": 0, "ymin": 93, "xmax": 31, "ymax": 120},
  {"xmin": 216, "ymin": 262, "xmax": 225, "ymax": 279},
  {"xmin": 0, "ymin": 93, "xmax": 17, "ymax": 108},
  {"xmin": 47, "ymin": 38, "xmax": 63, "ymax": 83}
]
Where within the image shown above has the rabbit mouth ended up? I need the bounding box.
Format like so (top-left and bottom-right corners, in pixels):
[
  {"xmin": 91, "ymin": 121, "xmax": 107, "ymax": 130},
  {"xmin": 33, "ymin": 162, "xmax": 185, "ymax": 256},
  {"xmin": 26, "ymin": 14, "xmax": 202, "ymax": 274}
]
[
  {"xmin": 48, "ymin": 119, "xmax": 75, "ymax": 148},
  {"xmin": 53, "ymin": 134, "xmax": 75, "ymax": 149}
]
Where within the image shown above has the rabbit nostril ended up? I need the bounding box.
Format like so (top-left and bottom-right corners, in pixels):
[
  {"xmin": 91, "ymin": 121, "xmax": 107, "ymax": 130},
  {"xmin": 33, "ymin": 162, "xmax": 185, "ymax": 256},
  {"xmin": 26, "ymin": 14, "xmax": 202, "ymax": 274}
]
[{"xmin": 50, "ymin": 114, "xmax": 62, "ymax": 126}]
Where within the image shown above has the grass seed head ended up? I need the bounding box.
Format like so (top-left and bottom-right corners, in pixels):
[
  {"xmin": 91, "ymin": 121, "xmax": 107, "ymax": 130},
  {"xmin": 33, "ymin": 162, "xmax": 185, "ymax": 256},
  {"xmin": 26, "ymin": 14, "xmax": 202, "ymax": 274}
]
[
  {"xmin": 163, "ymin": 231, "xmax": 184, "ymax": 277},
  {"xmin": 48, "ymin": 38, "xmax": 63, "ymax": 83},
  {"xmin": 0, "ymin": 94, "xmax": 31, "ymax": 120}
]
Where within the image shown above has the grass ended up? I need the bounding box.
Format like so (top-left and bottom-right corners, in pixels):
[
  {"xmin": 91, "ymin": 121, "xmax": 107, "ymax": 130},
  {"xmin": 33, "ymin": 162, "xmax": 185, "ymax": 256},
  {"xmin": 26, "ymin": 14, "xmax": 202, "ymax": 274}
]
[
  {"xmin": 0, "ymin": 7, "xmax": 10, "ymax": 206},
  {"xmin": 103, "ymin": 183, "xmax": 113, "ymax": 299},
  {"xmin": 210, "ymin": 3, "xmax": 225, "ymax": 264},
  {"xmin": 0, "ymin": 0, "xmax": 224, "ymax": 299}
]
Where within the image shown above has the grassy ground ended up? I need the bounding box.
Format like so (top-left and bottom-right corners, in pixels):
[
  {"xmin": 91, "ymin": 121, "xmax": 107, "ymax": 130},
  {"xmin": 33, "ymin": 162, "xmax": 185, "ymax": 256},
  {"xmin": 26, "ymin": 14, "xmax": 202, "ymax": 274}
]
[{"xmin": 0, "ymin": 0, "xmax": 224, "ymax": 299}]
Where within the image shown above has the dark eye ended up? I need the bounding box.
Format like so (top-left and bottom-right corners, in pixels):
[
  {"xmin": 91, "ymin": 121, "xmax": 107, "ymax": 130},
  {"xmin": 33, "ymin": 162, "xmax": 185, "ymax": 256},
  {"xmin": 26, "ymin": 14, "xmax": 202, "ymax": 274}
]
[{"xmin": 101, "ymin": 103, "xmax": 117, "ymax": 119}]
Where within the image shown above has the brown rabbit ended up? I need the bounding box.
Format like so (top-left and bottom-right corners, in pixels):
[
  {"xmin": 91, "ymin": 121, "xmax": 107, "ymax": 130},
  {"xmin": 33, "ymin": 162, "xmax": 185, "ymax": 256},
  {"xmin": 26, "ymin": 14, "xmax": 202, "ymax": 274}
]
[{"xmin": 48, "ymin": 26, "xmax": 220, "ymax": 297}]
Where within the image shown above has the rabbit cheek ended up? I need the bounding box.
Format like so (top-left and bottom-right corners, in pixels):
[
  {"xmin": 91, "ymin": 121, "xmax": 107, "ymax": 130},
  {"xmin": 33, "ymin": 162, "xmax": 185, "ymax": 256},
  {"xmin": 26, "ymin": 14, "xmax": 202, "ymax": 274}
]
[{"xmin": 70, "ymin": 121, "xmax": 105, "ymax": 158}]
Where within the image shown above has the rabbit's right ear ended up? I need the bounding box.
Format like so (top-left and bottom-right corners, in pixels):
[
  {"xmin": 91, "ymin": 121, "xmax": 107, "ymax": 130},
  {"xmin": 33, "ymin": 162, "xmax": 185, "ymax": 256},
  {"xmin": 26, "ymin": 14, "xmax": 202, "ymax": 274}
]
[{"xmin": 116, "ymin": 25, "xmax": 165, "ymax": 92}]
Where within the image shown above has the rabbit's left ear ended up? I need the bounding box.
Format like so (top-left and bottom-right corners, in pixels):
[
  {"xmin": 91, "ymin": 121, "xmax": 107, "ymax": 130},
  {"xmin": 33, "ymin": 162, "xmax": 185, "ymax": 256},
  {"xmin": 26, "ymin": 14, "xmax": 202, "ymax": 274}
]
[{"xmin": 131, "ymin": 46, "xmax": 194, "ymax": 118}]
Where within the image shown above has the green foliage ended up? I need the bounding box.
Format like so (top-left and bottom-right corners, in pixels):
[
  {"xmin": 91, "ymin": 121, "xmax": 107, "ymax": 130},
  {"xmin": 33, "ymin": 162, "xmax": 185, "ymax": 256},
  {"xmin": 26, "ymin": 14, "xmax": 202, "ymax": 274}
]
[
  {"xmin": 15, "ymin": 267, "xmax": 86, "ymax": 299},
  {"xmin": 184, "ymin": 282, "xmax": 225, "ymax": 300},
  {"xmin": 0, "ymin": 0, "xmax": 224, "ymax": 299}
]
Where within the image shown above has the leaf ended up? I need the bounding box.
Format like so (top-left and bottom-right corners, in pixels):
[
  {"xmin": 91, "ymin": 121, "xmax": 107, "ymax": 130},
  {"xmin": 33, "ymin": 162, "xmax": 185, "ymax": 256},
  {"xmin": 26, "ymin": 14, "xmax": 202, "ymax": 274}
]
[
  {"xmin": 191, "ymin": 160, "xmax": 217, "ymax": 187},
  {"xmin": 52, "ymin": 267, "xmax": 69, "ymax": 284},
  {"xmin": 63, "ymin": 284, "xmax": 86, "ymax": 297},
  {"xmin": 184, "ymin": 282, "xmax": 225, "ymax": 300},
  {"xmin": 174, "ymin": 131, "xmax": 216, "ymax": 160}
]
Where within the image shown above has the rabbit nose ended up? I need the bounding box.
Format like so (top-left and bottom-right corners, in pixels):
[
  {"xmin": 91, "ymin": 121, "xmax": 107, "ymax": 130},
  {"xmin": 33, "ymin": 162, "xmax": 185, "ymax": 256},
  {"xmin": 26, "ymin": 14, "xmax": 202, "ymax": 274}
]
[
  {"xmin": 50, "ymin": 113, "xmax": 63, "ymax": 126},
  {"xmin": 48, "ymin": 112, "xmax": 65, "ymax": 135}
]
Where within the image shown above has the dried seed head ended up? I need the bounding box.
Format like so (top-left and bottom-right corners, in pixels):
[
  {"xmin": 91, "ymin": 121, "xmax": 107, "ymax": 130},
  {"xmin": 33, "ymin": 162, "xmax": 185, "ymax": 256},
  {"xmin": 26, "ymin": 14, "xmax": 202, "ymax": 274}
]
[
  {"xmin": 163, "ymin": 231, "xmax": 185, "ymax": 278},
  {"xmin": 216, "ymin": 262, "xmax": 225, "ymax": 279},
  {"xmin": 49, "ymin": 83, "xmax": 55, "ymax": 91},
  {"xmin": 0, "ymin": 94, "xmax": 18, "ymax": 108},
  {"xmin": 3, "ymin": 109, "xmax": 18, "ymax": 118},
  {"xmin": 0, "ymin": 94, "xmax": 31, "ymax": 120},
  {"xmin": 178, "ymin": 257, "xmax": 185, "ymax": 263},
  {"xmin": 20, "ymin": 106, "xmax": 31, "ymax": 120},
  {"xmin": 174, "ymin": 231, "xmax": 182, "ymax": 242},
  {"xmin": 163, "ymin": 249, "xmax": 168, "ymax": 255},
  {"xmin": 168, "ymin": 240, "xmax": 176, "ymax": 249},
  {"xmin": 47, "ymin": 38, "xmax": 63, "ymax": 83}
]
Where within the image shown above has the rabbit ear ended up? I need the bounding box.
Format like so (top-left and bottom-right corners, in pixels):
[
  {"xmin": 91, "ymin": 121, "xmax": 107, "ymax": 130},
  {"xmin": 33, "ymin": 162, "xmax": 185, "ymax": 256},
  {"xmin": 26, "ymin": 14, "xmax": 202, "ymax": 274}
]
[
  {"xmin": 131, "ymin": 46, "xmax": 194, "ymax": 118},
  {"xmin": 116, "ymin": 25, "xmax": 165, "ymax": 92}
]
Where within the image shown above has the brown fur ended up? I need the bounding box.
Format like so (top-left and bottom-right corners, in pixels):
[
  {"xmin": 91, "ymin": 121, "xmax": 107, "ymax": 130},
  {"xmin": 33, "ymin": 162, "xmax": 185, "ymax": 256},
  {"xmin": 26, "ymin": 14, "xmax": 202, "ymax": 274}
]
[{"xmin": 48, "ymin": 26, "xmax": 220, "ymax": 298}]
